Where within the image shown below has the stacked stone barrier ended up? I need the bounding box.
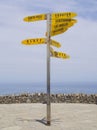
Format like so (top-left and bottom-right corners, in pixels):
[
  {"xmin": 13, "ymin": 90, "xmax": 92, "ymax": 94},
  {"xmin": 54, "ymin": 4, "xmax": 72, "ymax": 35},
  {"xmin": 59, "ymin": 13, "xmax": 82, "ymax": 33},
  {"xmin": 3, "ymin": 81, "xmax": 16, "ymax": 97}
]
[{"xmin": 0, "ymin": 93, "xmax": 97, "ymax": 104}]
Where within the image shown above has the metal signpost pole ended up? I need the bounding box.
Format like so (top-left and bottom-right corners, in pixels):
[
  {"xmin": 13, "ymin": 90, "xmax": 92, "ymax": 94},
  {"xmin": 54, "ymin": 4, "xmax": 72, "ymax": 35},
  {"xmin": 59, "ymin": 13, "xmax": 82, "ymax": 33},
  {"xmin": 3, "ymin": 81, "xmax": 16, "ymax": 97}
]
[
  {"xmin": 22, "ymin": 11, "xmax": 77, "ymax": 127},
  {"xmin": 46, "ymin": 13, "xmax": 51, "ymax": 126}
]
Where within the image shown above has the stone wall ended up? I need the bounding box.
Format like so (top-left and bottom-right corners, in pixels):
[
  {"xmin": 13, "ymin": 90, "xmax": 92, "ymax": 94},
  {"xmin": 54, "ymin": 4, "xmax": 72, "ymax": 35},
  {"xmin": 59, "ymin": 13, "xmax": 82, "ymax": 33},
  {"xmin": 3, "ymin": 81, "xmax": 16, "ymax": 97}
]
[{"xmin": 0, "ymin": 93, "xmax": 97, "ymax": 104}]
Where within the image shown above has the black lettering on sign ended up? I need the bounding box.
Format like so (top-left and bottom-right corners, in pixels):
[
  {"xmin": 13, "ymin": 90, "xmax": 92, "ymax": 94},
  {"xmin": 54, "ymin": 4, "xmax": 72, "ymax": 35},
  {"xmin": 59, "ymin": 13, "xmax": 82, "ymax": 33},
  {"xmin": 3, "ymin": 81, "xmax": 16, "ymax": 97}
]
[
  {"xmin": 32, "ymin": 16, "xmax": 35, "ymax": 19},
  {"xmin": 28, "ymin": 16, "xmax": 33, "ymax": 20},
  {"xmin": 33, "ymin": 40, "xmax": 35, "ymax": 42},
  {"xmin": 54, "ymin": 13, "xmax": 72, "ymax": 18},
  {"xmin": 63, "ymin": 23, "xmax": 68, "ymax": 26},
  {"xmin": 36, "ymin": 39, "xmax": 38, "ymax": 42},
  {"xmin": 66, "ymin": 13, "xmax": 69, "ymax": 17},
  {"xmin": 38, "ymin": 39, "xmax": 39, "ymax": 43},
  {"xmin": 36, "ymin": 15, "xmax": 42, "ymax": 18},
  {"xmin": 39, "ymin": 39, "xmax": 42, "ymax": 44},
  {"xmin": 63, "ymin": 53, "xmax": 67, "ymax": 58},
  {"xmin": 37, "ymin": 39, "xmax": 39, "ymax": 43},
  {"xmin": 54, "ymin": 25, "xmax": 58, "ymax": 28},
  {"xmin": 53, "ymin": 28, "xmax": 64, "ymax": 33},
  {"xmin": 59, "ymin": 14, "xmax": 61, "ymax": 17},
  {"xmin": 68, "ymin": 12, "xmax": 71, "ymax": 16},
  {"xmin": 27, "ymin": 40, "xmax": 29, "ymax": 43},
  {"xmin": 30, "ymin": 40, "xmax": 32, "ymax": 44},
  {"xmin": 54, "ymin": 51, "xmax": 58, "ymax": 57},
  {"xmin": 29, "ymin": 40, "xmax": 31, "ymax": 44},
  {"xmin": 29, "ymin": 40, "xmax": 32, "ymax": 44},
  {"xmin": 61, "ymin": 53, "xmax": 63, "ymax": 57},
  {"xmin": 58, "ymin": 52, "xmax": 61, "ymax": 57},
  {"xmin": 55, "ymin": 14, "xmax": 58, "ymax": 18}
]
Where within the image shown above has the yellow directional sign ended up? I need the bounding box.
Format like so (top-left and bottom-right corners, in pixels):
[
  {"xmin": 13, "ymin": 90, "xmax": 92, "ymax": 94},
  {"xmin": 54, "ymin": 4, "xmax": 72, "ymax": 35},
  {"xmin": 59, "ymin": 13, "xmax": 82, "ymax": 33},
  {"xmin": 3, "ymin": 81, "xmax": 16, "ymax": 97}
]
[
  {"xmin": 50, "ymin": 27, "xmax": 68, "ymax": 36},
  {"xmin": 51, "ymin": 22, "xmax": 74, "ymax": 30},
  {"xmin": 22, "ymin": 38, "xmax": 61, "ymax": 48},
  {"xmin": 52, "ymin": 18, "xmax": 77, "ymax": 24},
  {"xmin": 23, "ymin": 14, "xmax": 46, "ymax": 22},
  {"xmin": 51, "ymin": 39, "xmax": 61, "ymax": 48},
  {"xmin": 50, "ymin": 49, "xmax": 70, "ymax": 59},
  {"xmin": 22, "ymin": 38, "xmax": 45, "ymax": 45},
  {"xmin": 52, "ymin": 12, "xmax": 77, "ymax": 19}
]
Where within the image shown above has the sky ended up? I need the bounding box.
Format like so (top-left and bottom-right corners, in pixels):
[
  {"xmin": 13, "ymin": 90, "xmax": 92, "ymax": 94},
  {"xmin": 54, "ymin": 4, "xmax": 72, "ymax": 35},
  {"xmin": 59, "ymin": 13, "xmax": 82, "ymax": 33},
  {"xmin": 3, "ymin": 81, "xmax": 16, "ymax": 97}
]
[{"xmin": 0, "ymin": 0, "xmax": 97, "ymax": 85}]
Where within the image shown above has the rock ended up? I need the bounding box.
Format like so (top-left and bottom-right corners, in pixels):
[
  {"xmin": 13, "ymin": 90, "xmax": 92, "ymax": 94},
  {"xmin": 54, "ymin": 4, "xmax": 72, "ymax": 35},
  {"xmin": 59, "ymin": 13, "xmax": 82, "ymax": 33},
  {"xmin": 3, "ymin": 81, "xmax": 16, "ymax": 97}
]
[
  {"xmin": 26, "ymin": 98, "xmax": 31, "ymax": 103},
  {"xmin": 0, "ymin": 93, "xmax": 97, "ymax": 104}
]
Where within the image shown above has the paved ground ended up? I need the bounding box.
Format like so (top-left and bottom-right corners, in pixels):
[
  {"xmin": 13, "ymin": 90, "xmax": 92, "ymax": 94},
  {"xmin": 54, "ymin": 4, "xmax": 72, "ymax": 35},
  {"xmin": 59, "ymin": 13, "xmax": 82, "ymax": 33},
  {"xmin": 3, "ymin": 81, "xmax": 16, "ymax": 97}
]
[{"xmin": 0, "ymin": 103, "xmax": 97, "ymax": 130}]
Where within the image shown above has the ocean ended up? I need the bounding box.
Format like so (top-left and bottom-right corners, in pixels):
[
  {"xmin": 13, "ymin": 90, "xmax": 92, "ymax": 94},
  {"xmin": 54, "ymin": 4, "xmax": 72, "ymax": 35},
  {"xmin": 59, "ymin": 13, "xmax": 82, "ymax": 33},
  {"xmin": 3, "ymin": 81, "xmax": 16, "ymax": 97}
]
[{"xmin": 0, "ymin": 82, "xmax": 97, "ymax": 95}]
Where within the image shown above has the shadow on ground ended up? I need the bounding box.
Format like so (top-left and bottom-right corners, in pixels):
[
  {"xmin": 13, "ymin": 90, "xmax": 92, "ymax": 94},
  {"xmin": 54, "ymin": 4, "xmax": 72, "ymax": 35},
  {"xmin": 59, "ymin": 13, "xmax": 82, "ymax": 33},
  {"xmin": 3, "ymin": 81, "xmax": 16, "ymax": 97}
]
[{"xmin": 16, "ymin": 117, "xmax": 61, "ymax": 126}]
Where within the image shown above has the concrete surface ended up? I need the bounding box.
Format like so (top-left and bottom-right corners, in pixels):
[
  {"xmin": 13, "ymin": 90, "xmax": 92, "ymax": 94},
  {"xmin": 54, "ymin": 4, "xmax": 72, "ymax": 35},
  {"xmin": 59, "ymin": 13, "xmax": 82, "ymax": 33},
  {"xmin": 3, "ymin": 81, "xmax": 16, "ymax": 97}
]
[{"xmin": 0, "ymin": 103, "xmax": 97, "ymax": 130}]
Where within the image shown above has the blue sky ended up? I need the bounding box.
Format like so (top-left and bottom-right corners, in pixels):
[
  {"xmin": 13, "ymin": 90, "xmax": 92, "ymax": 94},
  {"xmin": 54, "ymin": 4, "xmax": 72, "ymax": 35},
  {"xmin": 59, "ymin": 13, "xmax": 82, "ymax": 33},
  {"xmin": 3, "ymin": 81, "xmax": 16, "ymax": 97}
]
[{"xmin": 0, "ymin": 0, "xmax": 97, "ymax": 84}]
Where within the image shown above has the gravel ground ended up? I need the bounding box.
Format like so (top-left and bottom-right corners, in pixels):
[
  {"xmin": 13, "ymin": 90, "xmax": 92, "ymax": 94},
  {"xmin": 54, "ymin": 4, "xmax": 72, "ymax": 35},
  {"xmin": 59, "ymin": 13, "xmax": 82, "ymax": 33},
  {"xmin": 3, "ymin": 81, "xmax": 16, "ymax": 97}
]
[{"xmin": 0, "ymin": 103, "xmax": 97, "ymax": 130}]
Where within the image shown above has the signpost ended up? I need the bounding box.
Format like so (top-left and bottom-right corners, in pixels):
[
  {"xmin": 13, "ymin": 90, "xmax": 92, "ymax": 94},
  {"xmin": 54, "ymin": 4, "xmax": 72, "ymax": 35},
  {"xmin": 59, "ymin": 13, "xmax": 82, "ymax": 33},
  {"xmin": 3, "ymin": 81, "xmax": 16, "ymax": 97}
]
[
  {"xmin": 23, "ymin": 14, "xmax": 46, "ymax": 22},
  {"xmin": 51, "ymin": 50, "xmax": 70, "ymax": 59},
  {"xmin": 51, "ymin": 22, "xmax": 74, "ymax": 30},
  {"xmin": 51, "ymin": 12, "xmax": 77, "ymax": 19},
  {"xmin": 51, "ymin": 40, "xmax": 61, "ymax": 48},
  {"xmin": 22, "ymin": 38, "xmax": 45, "ymax": 45},
  {"xmin": 50, "ymin": 27, "xmax": 68, "ymax": 36},
  {"xmin": 52, "ymin": 18, "xmax": 77, "ymax": 24},
  {"xmin": 22, "ymin": 12, "xmax": 77, "ymax": 126},
  {"xmin": 22, "ymin": 38, "xmax": 61, "ymax": 48}
]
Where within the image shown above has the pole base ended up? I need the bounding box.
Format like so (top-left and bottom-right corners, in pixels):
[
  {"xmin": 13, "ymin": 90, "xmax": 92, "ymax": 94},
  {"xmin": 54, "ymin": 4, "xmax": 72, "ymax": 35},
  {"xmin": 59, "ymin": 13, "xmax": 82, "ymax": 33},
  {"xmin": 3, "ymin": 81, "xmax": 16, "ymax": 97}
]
[{"xmin": 47, "ymin": 121, "xmax": 51, "ymax": 126}]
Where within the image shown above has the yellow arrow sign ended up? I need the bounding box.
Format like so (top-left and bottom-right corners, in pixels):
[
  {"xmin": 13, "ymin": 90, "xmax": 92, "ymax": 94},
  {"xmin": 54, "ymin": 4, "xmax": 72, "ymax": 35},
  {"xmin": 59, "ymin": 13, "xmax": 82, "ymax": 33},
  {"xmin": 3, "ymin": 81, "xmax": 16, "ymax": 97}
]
[
  {"xmin": 51, "ymin": 22, "xmax": 74, "ymax": 30},
  {"xmin": 50, "ymin": 27, "xmax": 68, "ymax": 36},
  {"xmin": 22, "ymin": 38, "xmax": 61, "ymax": 48},
  {"xmin": 22, "ymin": 38, "xmax": 45, "ymax": 45},
  {"xmin": 51, "ymin": 39, "xmax": 61, "ymax": 48},
  {"xmin": 52, "ymin": 12, "xmax": 77, "ymax": 19},
  {"xmin": 23, "ymin": 14, "xmax": 46, "ymax": 22},
  {"xmin": 52, "ymin": 18, "xmax": 77, "ymax": 24},
  {"xmin": 50, "ymin": 48, "xmax": 70, "ymax": 59}
]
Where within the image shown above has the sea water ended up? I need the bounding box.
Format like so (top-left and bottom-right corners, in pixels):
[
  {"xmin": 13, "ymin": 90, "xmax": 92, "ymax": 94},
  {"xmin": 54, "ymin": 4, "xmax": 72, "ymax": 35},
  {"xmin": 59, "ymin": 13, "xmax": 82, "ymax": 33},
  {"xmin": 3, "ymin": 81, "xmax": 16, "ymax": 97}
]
[{"xmin": 0, "ymin": 82, "xmax": 97, "ymax": 95}]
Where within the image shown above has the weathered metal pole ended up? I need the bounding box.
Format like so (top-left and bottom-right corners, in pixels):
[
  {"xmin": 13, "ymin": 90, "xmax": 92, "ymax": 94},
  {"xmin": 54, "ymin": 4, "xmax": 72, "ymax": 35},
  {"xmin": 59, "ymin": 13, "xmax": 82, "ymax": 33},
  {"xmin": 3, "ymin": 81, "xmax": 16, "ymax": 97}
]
[{"xmin": 46, "ymin": 13, "xmax": 51, "ymax": 126}]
